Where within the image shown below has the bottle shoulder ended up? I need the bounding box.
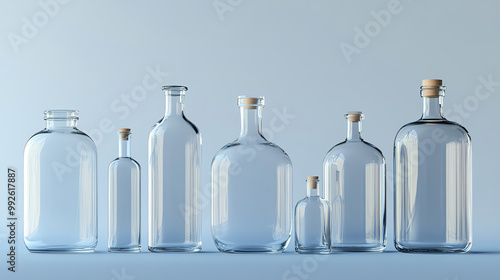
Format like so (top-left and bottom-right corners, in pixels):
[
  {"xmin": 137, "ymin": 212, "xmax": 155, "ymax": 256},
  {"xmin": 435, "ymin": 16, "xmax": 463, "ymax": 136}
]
[
  {"xmin": 395, "ymin": 119, "xmax": 471, "ymax": 143},
  {"xmin": 213, "ymin": 139, "xmax": 291, "ymax": 163},
  {"xmin": 150, "ymin": 114, "xmax": 200, "ymax": 136},
  {"xmin": 25, "ymin": 128, "xmax": 97, "ymax": 151},
  {"xmin": 324, "ymin": 140, "xmax": 385, "ymax": 164},
  {"xmin": 295, "ymin": 197, "xmax": 330, "ymax": 210},
  {"xmin": 109, "ymin": 157, "xmax": 141, "ymax": 169}
]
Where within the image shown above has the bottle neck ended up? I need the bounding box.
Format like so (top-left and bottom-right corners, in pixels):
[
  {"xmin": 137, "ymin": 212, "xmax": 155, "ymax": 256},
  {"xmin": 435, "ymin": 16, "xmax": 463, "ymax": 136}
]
[
  {"xmin": 421, "ymin": 97, "xmax": 445, "ymax": 120},
  {"xmin": 118, "ymin": 136, "xmax": 131, "ymax": 158},
  {"xmin": 165, "ymin": 94, "xmax": 184, "ymax": 117},
  {"xmin": 347, "ymin": 120, "xmax": 362, "ymax": 141},
  {"xmin": 307, "ymin": 187, "xmax": 319, "ymax": 197},
  {"xmin": 46, "ymin": 119, "xmax": 78, "ymax": 130},
  {"xmin": 238, "ymin": 107, "xmax": 264, "ymax": 140},
  {"xmin": 306, "ymin": 179, "xmax": 320, "ymax": 197}
]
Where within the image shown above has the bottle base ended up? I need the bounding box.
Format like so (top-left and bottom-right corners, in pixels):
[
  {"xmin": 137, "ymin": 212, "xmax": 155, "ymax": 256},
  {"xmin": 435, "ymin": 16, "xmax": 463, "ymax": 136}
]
[
  {"xmin": 148, "ymin": 246, "xmax": 201, "ymax": 253},
  {"xmin": 108, "ymin": 246, "xmax": 141, "ymax": 253},
  {"xmin": 214, "ymin": 240, "xmax": 289, "ymax": 253},
  {"xmin": 331, "ymin": 244, "xmax": 386, "ymax": 252},
  {"xmin": 27, "ymin": 247, "xmax": 96, "ymax": 253},
  {"xmin": 394, "ymin": 242, "xmax": 472, "ymax": 253},
  {"xmin": 295, "ymin": 247, "xmax": 330, "ymax": 254}
]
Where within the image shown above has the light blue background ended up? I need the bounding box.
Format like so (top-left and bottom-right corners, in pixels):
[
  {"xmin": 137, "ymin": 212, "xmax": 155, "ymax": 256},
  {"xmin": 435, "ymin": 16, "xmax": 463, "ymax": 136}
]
[{"xmin": 1, "ymin": 0, "xmax": 499, "ymax": 279}]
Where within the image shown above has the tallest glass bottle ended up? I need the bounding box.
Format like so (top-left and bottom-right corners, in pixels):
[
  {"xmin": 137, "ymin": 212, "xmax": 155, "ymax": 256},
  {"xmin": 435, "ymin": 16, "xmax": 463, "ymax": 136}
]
[
  {"xmin": 394, "ymin": 79, "xmax": 472, "ymax": 253},
  {"xmin": 148, "ymin": 86, "xmax": 202, "ymax": 252}
]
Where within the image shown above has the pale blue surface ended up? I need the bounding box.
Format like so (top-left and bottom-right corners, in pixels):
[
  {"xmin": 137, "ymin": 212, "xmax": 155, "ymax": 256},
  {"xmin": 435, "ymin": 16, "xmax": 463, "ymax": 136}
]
[{"xmin": 1, "ymin": 0, "xmax": 500, "ymax": 279}]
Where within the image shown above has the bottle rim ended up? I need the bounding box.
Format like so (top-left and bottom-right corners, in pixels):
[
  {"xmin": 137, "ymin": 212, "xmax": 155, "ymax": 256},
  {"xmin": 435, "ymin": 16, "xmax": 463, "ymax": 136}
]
[
  {"xmin": 162, "ymin": 85, "xmax": 188, "ymax": 95},
  {"xmin": 237, "ymin": 96, "xmax": 265, "ymax": 109},
  {"xmin": 44, "ymin": 110, "xmax": 79, "ymax": 120}
]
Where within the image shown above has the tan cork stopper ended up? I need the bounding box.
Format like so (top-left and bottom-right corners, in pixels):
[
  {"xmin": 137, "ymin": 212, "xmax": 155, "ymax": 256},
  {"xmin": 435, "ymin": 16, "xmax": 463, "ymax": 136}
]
[
  {"xmin": 242, "ymin": 98, "xmax": 258, "ymax": 109},
  {"xmin": 119, "ymin": 128, "xmax": 131, "ymax": 140},
  {"xmin": 422, "ymin": 79, "xmax": 443, "ymax": 98},
  {"xmin": 239, "ymin": 97, "xmax": 262, "ymax": 109},
  {"xmin": 346, "ymin": 111, "xmax": 363, "ymax": 122},
  {"xmin": 307, "ymin": 176, "xmax": 319, "ymax": 189}
]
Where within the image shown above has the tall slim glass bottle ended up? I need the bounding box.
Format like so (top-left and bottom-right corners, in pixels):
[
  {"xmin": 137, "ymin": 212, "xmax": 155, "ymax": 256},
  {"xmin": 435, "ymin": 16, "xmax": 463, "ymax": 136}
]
[
  {"xmin": 148, "ymin": 85, "xmax": 202, "ymax": 252},
  {"xmin": 323, "ymin": 111, "xmax": 386, "ymax": 252},
  {"xmin": 211, "ymin": 96, "xmax": 293, "ymax": 253},
  {"xmin": 394, "ymin": 79, "xmax": 472, "ymax": 253},
  {"xmin": 108, "ymin": 128, "xmax": 141, "ymax": 252},
  {"xmin": 24, "ymin": 110, "xmax": 97, "ymax": 252}
]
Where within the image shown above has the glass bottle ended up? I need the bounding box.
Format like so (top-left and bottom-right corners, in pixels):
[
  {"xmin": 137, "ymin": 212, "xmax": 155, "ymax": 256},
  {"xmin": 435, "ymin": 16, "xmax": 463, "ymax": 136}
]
[
  {"xmin": 108, "ymin": 128, "xmax": 141, "ymax": 252},
  {"xmin": 295, "ymin": 176, "xmax": 331, "ymax": 254},
  {"xmin": 323, "ymin": 111, "xmax": 386, "ymax": 252},
  {"xmin": 24, "ymin": 110, "xmax": 97, "ymax": 252},
  {"xmin": 148, "ymin": 85, "xmax": 202, "ymax": 252},
  {"xmin": 211, "ymin": 96, "xmax": 293, "ymax": 253},
  {"xmin": 394, "ymin": 79, "xmax": 472, "ymax": 253}
]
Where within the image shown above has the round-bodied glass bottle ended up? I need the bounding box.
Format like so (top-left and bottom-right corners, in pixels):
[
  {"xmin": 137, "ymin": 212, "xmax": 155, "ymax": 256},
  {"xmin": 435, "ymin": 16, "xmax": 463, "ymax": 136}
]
[
  {"xmin": 108, "ymin": 129, "xmax": 141, "ymax": 252},
  {"xmin": 24, "ymin": 110, "xmax": 97, "ymax": 252},
  {"xmin": 323, "ymin": 111, "xmax": 386, "ymax": 252},
  {"xmin": 394, "ymin": 79, "xmax": 472, "ymax": 253},
  {"xmin": 211, "ymin": 96, "xmax": 293, "ymax": 253},
  {"xmin": 295, "ymin": 176, "xmax": 331, "ymax": 254},
  {"xmin": 148, "ymin": 86, "xmax": 202, "ymax": 252}
]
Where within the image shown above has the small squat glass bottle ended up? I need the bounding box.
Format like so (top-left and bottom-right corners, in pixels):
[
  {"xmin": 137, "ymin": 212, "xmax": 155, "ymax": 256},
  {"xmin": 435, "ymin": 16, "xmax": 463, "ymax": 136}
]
[
  {"xmin": 295, "ymin": 176, "xmax": 331, "ymax": 254},
  {"xmin": 394, "ymin": 79, "xmax": 472, "ymax": 253},
  {"xmin": 323, "ymin": 111, "xmax": 386, "ymax": 252},
  {"xmin": 211, "ymin": 96, "xmax": 293, "ymax": 253},
  {"xmin": 24, "ymin": 110, "xmax": 97, "ymax": 252},
  {"xmin": 148, "ymin": 86, "xmax": 202, "ymax": 252},
  {"xmin": 108, "ymin": 128, "xmax": 141, "ymax": 252}
]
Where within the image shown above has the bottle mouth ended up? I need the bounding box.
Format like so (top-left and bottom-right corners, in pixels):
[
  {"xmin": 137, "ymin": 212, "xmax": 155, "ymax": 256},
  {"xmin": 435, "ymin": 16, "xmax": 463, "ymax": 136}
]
[
  {"xmin": 118, "ymin": 128, "xmax": 131, "ymax": 140},
  {"xmin": 44, "ymin": 110, "xmax": 79, "ymax": 120},
  {"xmin": 238, "ymin": 96, "xmax": 265, "ymax": 109},
  {"xmin": 307, "ymin": 176, "xmax": 319, "ymax": 189},
  {"xmin": 162, "ymin": 85, "xmax": 188, "ymax": 96},
  {"xmin": 345, "ymin": 111, "xmax": 364, "ymax": 122},
  {"xmin": 420, "ymin": 79, "xmax": 446, "ymax": 98}
]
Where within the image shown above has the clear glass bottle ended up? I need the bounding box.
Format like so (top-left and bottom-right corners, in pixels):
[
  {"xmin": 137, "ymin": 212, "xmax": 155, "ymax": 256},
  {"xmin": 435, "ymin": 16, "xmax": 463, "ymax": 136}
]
[
  {"xmin": 394, "ymin": 79, "xmax": 472, "ymax": 253},
  {"xmin": 211, "ymin": 96, "xmax": 293, "ymax": 253},
  {"xmin": 295, "ymin": 176, "xmax": 331, "ymax": 254},
  {"xmin": 108, "ymin": 128, "xmax": 141, "ymax": 252},
  {"xmin": 148, "ymin": 85, "xmax": 202, "ymax": 252},
  {"xmin": 24, "ymin": 110, "xmax": 97, "ymax": 252},
  {"xmin": 323, "ymin": 111, "xmax": 386, "ymax": 252}
]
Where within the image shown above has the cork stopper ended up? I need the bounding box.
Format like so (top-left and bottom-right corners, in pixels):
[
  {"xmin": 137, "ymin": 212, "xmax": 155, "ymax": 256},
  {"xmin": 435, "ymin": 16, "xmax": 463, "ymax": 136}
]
[
  {"xmin": 118, "ymin": 128, "xmax": 131, "ymax": 140},
  {"xmin": 237, "ymin": 96, "xmax": 264, "ymax": 109},
  {"xmin": 307, "ymin": 176, "xmax": 319, "ymax": 189},
  {"xmin": 421, "ymin": 79, "xmax": 444, "ymax": 98},
  {"xmin": 345, "ymin": 111, "xmax": 364, "ymax": 122},
  {"xmin": 422, "ymin": 79, "xmax": 442, "ymax": 86}
]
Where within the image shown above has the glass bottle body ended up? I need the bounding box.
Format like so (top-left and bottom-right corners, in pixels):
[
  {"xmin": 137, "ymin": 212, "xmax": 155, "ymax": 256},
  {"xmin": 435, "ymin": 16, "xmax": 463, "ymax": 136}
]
[
  {"xmin": 211, "ymin": 97, "xmax": 293, "ymax": 253},
  {"xmin": 323, "ymin": 112, "xmax": 386, "ymax": 252},
  {"xmin": 108, "ymin": 129, "xmax": 141, "ymax": 252},
  {"xmin": 148, "ymin": 86, "xmax": 202, "ymax": 252},
  {"xmin": 295, "ymin": 177, "xmax": 331, "ymax": 254},
  {"xmin": 394, "ymin": 84, "xmax": 472, "ymax": 253},
  {"xmin": 24, "ymin": 110, "xmax": 97, "ymax": 252}
]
